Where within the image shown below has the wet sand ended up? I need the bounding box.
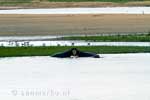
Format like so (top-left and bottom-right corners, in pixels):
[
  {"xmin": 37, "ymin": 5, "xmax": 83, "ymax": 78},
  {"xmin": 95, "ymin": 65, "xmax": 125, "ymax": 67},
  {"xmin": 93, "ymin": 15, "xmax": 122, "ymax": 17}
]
[{"xmin": 0, "ymin": 14, "xmax": 150, "ymax": 36}]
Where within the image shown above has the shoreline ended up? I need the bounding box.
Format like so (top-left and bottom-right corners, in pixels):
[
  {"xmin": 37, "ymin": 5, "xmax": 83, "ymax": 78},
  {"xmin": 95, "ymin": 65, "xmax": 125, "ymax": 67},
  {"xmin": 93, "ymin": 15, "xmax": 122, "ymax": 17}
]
[
  {"xmin": 58, "ymin": 34, "xmax": 150, "ymax": 42},
  {"xmin": 0, "ymin": 33, "xmax": 149, "ymax": 41}
]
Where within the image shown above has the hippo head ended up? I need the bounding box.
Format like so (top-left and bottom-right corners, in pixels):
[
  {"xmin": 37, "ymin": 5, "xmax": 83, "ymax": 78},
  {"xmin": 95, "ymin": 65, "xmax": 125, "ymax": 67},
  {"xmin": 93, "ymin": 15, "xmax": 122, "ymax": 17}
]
[{"xmin": 70, "ymin": 48, "xmax": 79, "ymax": 57}]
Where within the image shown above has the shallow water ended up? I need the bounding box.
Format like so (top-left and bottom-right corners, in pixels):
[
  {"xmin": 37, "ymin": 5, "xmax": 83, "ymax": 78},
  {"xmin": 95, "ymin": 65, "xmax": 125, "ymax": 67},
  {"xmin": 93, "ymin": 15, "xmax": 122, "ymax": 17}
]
[
  {"xmin": 1, "ymin": 41, "xmax": 150, "ymax": 47},
  {"xmin": 0, "ymin": 36, "xmax": 59, "ymax": 41},
  {"xmin": 0, "ymin": 7, "xmax": 150, "ymax": 14},
  {"xmin": 0, "ymin": 53, "xmax": 150, "ymax": 100}
]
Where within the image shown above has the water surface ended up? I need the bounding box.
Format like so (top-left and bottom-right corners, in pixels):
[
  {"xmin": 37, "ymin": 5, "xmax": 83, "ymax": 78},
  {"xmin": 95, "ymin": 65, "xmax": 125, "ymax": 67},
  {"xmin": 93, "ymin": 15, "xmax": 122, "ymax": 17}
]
[
  {"xmin": 0, "ymin": 53, "xmax": 150, "ymax": 100},
  {"xmin": 1, "ymin": 41, "xmax": 150, "ymax": 47},
  {"xmin": 0, "ymin": 7, "xmax": 150, "ymax": 14}
]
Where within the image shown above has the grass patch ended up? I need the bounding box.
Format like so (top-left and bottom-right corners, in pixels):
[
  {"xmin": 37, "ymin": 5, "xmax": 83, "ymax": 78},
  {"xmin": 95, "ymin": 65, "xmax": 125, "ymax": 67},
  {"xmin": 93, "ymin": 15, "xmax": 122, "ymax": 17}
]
[
  {"xmin": 59, "ymin": 34, "xmax": 150, "ymax": 42},
  {"xmin": 0, "ymin": 0, "xmax": 32, "ymax": 5},
  {"xmin": 47, "ymin": 0, "xmax": 148, "ymax": 2},
  {"xmin": 0, "ymin": 0, "xmax": 150, "ymax": 7},
  {"xmin": 0, "ymin": 0, "xmax": 149, "ymax": 5},
  {"xmin": 0, "ymin": 46, "xmax": 150, "ymax": 57}
]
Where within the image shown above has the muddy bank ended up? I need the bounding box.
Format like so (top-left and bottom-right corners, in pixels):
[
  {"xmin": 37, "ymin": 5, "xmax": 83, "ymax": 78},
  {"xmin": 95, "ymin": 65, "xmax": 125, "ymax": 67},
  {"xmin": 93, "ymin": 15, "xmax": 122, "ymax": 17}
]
[{"xmin": 0, "ymin": 14, "xmax": 150, "ymax": 36}]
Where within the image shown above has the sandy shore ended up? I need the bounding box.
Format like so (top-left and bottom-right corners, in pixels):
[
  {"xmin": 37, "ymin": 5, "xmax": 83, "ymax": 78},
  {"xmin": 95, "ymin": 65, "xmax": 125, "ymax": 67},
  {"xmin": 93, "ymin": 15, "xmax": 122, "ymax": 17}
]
[{"xmin": 0, "ymin": 14, "xmax": 150, "ymax": 36}]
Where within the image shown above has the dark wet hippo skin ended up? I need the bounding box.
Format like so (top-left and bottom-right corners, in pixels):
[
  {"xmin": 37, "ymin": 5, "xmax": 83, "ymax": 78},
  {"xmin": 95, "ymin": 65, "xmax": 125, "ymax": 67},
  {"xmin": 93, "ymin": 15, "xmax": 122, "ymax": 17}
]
[{"xmin": 51, "ymin": 48, "xmax": 100, "ymax": 58}]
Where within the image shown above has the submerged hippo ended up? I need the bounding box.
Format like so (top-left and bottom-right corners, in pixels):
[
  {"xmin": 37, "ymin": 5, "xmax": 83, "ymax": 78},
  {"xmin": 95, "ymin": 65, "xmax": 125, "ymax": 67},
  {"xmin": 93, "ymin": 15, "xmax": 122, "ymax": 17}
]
[{"xmin": 51, "ymin": 48, "xmax": 100, "ymax": 58}]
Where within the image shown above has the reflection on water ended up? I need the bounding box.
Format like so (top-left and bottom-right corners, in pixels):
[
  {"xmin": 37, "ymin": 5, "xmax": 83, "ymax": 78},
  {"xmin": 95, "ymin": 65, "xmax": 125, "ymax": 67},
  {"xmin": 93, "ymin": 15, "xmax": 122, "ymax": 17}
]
[{"xmin": 0, "ymin": 53, "xmax": 150, "ymax": 100}]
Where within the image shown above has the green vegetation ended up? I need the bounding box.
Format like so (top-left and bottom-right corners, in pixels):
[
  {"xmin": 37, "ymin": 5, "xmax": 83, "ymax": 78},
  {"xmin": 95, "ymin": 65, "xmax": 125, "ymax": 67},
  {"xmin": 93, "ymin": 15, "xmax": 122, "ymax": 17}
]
[
  {"xmin": 0, "ymin": 0, "xmax": 148, "ymax": 5},
  {"xmin": 47, "ymin": 0, "xmax": 147, "ymax": 2},
  {"xmin": 0, "ymin": 0, "xmax": 149, "ymax": 7},
  {"xmin": 0, "ymin": 46, "xmax": 150, "ymax": 57},
  {"xmin": 58, "ymin": 34, "xmax": 150, "ymax": 42},
  {"xmin": 0, "ymin": 0, "xmax": 32, "ymax": 5}
]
